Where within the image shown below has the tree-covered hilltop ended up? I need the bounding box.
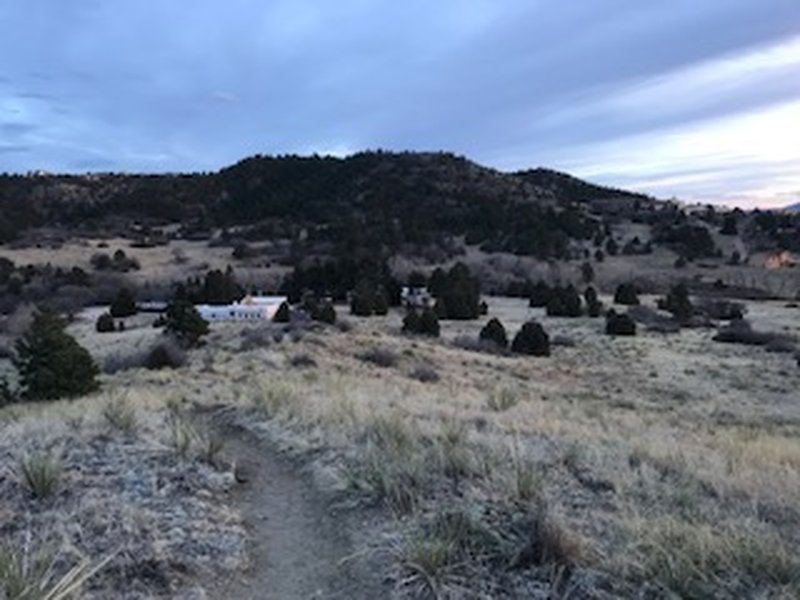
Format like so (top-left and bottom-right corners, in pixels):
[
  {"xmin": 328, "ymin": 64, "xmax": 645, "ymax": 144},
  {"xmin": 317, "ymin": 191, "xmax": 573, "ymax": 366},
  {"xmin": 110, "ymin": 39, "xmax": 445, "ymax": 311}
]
[{"xmin": 0, "ymin": 151, "xmax": 638, "ymax": 258}]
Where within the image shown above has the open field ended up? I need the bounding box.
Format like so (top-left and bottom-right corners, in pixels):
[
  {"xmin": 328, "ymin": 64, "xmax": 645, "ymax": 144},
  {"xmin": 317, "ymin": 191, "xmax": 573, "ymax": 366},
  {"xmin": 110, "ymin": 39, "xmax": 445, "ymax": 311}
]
[{"xmin": 2, "ymin": 295, "xmax": 799, "ymax": 597}]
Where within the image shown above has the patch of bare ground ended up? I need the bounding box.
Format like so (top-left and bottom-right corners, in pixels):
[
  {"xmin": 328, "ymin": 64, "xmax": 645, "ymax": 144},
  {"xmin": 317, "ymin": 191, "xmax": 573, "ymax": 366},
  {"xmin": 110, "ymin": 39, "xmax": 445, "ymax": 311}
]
[{"xmin": 194, "ymin": 406, "xmax": 392, "ymax": 600}]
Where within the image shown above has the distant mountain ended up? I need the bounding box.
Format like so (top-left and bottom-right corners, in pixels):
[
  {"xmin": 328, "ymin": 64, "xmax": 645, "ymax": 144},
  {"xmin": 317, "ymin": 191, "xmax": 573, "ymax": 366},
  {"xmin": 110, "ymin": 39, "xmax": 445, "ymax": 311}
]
[
  {"xmin": 0, "ymin": 151, "xmax": 654, "ymax": 258},
  {"xmin": 782, "ymin": 202, "xmax": 800, "ymax": 213}
]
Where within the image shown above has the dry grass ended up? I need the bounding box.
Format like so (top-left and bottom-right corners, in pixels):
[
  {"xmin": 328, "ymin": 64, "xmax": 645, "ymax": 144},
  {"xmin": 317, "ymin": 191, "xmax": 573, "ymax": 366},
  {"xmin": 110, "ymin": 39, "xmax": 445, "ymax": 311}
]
[
  {"xmin": 2, "ymin": 293, "xmax": 799, "ymax": 595},
  {"xmin": 17, "ymin": 452, "xmax": 61, "ymax": 499}
]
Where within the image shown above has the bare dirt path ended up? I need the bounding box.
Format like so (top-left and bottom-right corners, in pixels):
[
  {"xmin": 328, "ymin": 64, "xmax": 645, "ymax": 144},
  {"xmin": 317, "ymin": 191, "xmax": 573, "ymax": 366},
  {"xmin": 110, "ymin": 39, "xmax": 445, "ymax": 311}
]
[{"xmin": 199, "ymin": 411, "xmax": 391, "ymax": 600}]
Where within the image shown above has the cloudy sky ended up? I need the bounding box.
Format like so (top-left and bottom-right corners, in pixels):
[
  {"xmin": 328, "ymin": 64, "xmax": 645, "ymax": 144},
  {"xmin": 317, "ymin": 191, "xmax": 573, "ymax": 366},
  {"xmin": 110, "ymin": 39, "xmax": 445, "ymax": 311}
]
[{"xmin": 1, "ymin": 1, "xmax": 799, "ymax": 207}]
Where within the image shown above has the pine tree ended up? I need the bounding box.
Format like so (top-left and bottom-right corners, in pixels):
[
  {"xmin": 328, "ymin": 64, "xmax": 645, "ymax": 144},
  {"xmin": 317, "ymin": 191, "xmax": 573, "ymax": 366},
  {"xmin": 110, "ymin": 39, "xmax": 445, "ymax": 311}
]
[
  {"xmin": 273, "ymin": 301, "xmax": 291, "ymax": 323},
  {"xmin": 165, "ymin": 299, "xmax": 209, "ymax": 347},
  {"xmin": 480, "ymin": 318, "xmax": 508, "ymax": 349},
  {"xmin": 614, "ymin": 283, "xmax": 640, "ymax": 306},
  {"xmin": 511, "ymin": 321, "xmax": 550, "ymax": 356},
  {"xmin": 606, "ymin": 311, "xmax": 637, "ymax": 336},
  {"xmin": 14, "ymin": 311, "xmax": 99, "ymax": 401}
]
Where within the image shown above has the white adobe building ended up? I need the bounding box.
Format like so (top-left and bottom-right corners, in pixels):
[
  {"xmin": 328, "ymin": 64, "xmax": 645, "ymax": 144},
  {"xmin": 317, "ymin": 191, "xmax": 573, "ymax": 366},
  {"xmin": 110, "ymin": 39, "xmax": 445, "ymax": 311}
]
[{"xmin": 197, "ymin": 295, "xmax": 287, "ymax": 322}]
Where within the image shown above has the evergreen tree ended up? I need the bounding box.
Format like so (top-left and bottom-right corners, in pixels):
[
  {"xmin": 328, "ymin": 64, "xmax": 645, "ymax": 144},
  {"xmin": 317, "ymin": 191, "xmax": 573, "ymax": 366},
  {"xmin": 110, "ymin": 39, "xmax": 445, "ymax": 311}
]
[
  {"xmin": 584, "ymin": 286, "xmax": 602, "ymax": 318},
  {"xmin": 529, "ymin": 280, "xmax": 552, "ymax": 308},
  {"xmin": 614, "ymin": 283, "xmax": 640, "ymax": 305},
  {"xmin": 606, "ymin": 311, "xmax": 637, "ymax": 336},
  {"xmin": 372, "ymin": 287, "xmax": 389, "ymax": 316},
  {"xmin": 96, "ymin": 312, "xmax": 116, "ymax": 333},
  {"xmin": 165, "ymin": 299, "xmax": 209, "ymax": 347},
  {"xmin": 273, "ymin": 301, "xmax": 291, "ymax": 323},
  {"xmin": 402, "ymin": 310, "xmax": 421, "ymax": 334},
  {"xmin": 511, "ymin": 321, "xmax": 550, "ymax": 356},
  {"xmin": 109, "ymin": 287, "xmax": 137, "ymax": 318},
  {"xmin": 316, "ymin": 301, "xmax": 337, "ymax": 324},
  {"xmin": 581, "ymin": 261, "xmax": 594, "ymax": 283},
  {"xmin": 14, "ymin": 310, "xmax": 99, "ymax": 401},
  {"xmin": 419, "ymin": 308, "xmax": 440, "ymax": 337},
  {"xmin": 350, "ymin": 279, "xmax": 375, "ymax": 316},
  {"xmin": 659, "ymin": 283, "xmax": 693, "ymax": 322},
  {"xmin": 480, "ymin": 318, "xmax": 508, "ymax": 349}
]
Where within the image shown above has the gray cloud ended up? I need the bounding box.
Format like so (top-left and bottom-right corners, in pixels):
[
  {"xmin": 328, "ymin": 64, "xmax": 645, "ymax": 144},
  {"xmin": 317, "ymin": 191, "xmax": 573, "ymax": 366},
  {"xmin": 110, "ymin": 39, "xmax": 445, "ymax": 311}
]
[{"xmin": 0, "ymin": 0, "xmax": 799, "ymax": 205}]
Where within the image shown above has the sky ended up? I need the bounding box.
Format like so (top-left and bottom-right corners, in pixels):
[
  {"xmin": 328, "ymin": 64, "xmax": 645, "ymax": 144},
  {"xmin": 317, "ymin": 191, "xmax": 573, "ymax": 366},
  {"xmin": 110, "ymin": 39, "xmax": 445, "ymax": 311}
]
[{"xmin": 1, "ymin": 1, "xmax": 799, "ymax": 208}]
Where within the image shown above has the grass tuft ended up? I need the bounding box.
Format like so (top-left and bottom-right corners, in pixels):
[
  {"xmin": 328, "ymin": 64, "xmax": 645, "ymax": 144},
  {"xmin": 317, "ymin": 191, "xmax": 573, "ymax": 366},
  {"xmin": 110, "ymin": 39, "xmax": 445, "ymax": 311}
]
[
  {"xmin": 487, "ymin": 388, "xmax": 520, "ymax": 412},
  {"xmin": 101, "ymin": 397, "xmax": 137, "ymax": 433},
  {"xmin": 18, "ymin": 452, "xmax": 61, "ymax": 499}
]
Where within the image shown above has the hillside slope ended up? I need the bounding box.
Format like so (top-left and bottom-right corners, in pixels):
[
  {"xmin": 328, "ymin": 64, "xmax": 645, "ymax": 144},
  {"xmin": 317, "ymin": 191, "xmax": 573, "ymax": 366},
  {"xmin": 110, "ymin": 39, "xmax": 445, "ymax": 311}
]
[{"xmin": 0, "ymin": 152, "xmax": 650, "ymax": 258}]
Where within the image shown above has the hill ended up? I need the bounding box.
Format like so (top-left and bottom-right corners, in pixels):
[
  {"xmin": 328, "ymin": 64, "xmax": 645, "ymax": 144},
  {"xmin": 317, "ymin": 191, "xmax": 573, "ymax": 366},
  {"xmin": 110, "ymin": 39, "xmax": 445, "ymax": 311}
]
[{"xmin": 0, "ymin": 151, "xmax": 652, "ymax": 259}]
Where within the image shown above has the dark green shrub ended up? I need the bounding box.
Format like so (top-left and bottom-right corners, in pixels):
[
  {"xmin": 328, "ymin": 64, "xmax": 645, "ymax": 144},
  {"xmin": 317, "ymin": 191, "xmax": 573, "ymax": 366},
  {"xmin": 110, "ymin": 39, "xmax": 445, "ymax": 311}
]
[
  {"xmin": 419, "ymin": 308, "xmax": 440, "ymax": 337},
  {"xmin": 351, "ymin": 280, "xmax": 375, "ymax": 316},
  {"xmin": 358, "ymin": 347, "xmax": 398, "ymax": 368},
  {"xmin": 372, "ymin": 287, "xmax": 389, "ymax": 316},
  {"xmin": 13, "ymin": 310, "xmax": 99, "ymax": 401},
  {"xmin": 429, "ymin": 263, "xmax": 481, "ymax": 320},
  {"xmin": 316, "ymin": 301, "xmax": 337, "ymax": 324},
  {"xmin": 145, "ymin": 339, "xmax": 186, "ymax": 370},
  {"xmin": 614, "ymin": 283, "xmax": 640, "ymax": 306},
  {"xmin": 584, "ymin": 287, "xmax": 602, "ymax": 318},
  {"xmin": 511, "ymin": 321, "xmax": 550, "ymax": 356},
  {"xmin": 606, "ymin": 311, "xmax": 637, "ymax": 336},
  {"xmin": 109, "ymin": 288, "xmax": 137, "ymax": 318},
  {"xmin": 546, "ymin": 285, "xmax": 582, "ymax": 317},
  {"xmin": 95, "ymin": 312, "xmax": 116, "ymax": 333},
  {"xmin": 164, "ymin": 299, "xmax": 209, "ymax": 347},
  {"xmin": 403, "ymin": 309, "xmax": 440, "ymax": 337},
  {"xmin": 658, "ymin": 283, "xmax": 693, "ymax": 322},
  {"xmin": 272, "ymin": 301, "xmax": 291, "ymax": 323},
  {"xmin": 480, "ymin": 318, "xmax": 508, "ymax": 349},
  {"xmin": 529, "ymin": 280, "xmax": 552, "ymax": 308},
  {"xmin": 581, "ymin": 261, "xmax": 594, "ymax": 283}
]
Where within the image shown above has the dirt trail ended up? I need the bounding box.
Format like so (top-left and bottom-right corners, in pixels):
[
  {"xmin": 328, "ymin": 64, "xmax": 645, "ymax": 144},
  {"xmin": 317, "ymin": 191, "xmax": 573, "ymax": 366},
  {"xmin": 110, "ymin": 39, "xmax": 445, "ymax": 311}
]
[{"xmin": 200, "ymin": 411, "xmax": 390, "ymax": 600}]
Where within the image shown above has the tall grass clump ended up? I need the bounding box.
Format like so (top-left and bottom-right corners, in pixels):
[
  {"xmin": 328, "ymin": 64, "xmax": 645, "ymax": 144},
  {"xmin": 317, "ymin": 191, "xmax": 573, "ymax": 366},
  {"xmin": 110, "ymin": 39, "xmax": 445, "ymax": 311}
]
[{"xmin": 18, "ymin": 452, "xmax": 61, "ymax": 499}]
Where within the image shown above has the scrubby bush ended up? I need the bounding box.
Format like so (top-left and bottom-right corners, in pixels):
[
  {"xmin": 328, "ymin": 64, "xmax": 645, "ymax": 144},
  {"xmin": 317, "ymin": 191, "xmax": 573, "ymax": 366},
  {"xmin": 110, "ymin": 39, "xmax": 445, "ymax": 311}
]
[
  {"xmin": 658, "ymin": 283, "xmax": 693, "ymax": 322},
  {"xmin": 479, "ymin": 318, "xmax": 508, "ymax": 349},
  {"xmin": 697, "ymin": 299, "xmax": 745, "ymax": 321},
  {"xmin": 164, "ymin": 299, "xmax": 209, "ymax": 347},
  {"xmin": 606, "ymin": 310, "xmax": 637, "ymax": 336},
  {"xmin": 713, "ymin": 319, "xmax": 795, "ymax": 349},
  {"xmin": 358, "ymin": 347, "xmax": 398, "ymax": 368},
  {"xmin": 95, "ymin": 312, "xmax": 116, "ymax": 333},
  {"xmin": 614, "ymin": 283, "xmax": 640, "ymax": 306},
  {"xmin": 289, "ymin": 353, "xmax": 317, "ymax": 368},
  {"xmin": 145, "ymin": 339, "xmax": 187, "ymax": 370},
  {"xmin": 511, "ymin": 321, "xmax": 550, "ymax": 356},
  {"xmin": 109, "ymin": 287, "xmax": 137, "ymax": 318},
  {"xmin": 13, "ymin": 310, "xmax": 99, "ymax": 401},
  {"xmin": 272, "ymin": 301, "xmax": 291, "ymax": 323},
  {"xmin": 408, "ymin": 364, "xmax": 440, "ymax": 383}
]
